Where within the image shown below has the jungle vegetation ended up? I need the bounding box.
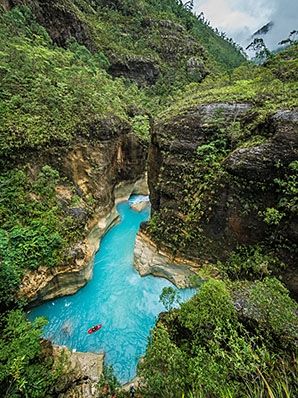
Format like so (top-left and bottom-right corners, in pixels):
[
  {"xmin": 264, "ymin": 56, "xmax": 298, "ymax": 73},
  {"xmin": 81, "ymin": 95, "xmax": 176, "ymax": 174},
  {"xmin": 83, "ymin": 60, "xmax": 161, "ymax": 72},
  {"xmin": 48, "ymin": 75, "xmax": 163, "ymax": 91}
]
[{"xmin": 0, "ymin": 0, "xmax": 297, "ymax": 397}]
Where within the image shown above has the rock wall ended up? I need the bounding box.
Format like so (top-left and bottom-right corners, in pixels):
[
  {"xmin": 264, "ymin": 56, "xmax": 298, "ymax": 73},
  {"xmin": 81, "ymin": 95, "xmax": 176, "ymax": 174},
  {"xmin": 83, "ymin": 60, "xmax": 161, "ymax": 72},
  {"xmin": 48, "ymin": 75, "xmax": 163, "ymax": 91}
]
[
  {"xmin": 108, "ymin": 58, "xmax": 160, "ymax": 87},
  {"xmin": 147, "ymin": 104, "xmax": 298, "ymax": 294},
  {"xmin": 20, "ymin": 207, "xmax": 118, "ymax": 306},
  {"xmin": 148, "ymin": 103, "xmax": 252, "ymax": 258},
  {"xmin": 51, "ymin": 345, "xmax": 104, "ymax": 398},
  {"xmin": 134, "ymin": 231, "xmax": 199, "ymax": 287},
  {"xmin": 3, "ymin": 0, "xmax": 95, "ymax": 50},
  {"xmin": 20, "ymin": 120, "xmax": 148, "ymax": 306}
]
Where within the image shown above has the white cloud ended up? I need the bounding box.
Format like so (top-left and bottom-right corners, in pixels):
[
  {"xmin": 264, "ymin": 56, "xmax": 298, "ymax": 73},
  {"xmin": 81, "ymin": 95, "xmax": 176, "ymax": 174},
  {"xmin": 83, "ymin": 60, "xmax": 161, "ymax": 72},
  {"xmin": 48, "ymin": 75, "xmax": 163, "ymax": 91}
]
[
  {"xmin": 192, "ymin": 0, "xmax": 298, "ymax": 49},
  {"xmin": 194, "ymin": 0, "xmax": 268, "ymax": 33}
]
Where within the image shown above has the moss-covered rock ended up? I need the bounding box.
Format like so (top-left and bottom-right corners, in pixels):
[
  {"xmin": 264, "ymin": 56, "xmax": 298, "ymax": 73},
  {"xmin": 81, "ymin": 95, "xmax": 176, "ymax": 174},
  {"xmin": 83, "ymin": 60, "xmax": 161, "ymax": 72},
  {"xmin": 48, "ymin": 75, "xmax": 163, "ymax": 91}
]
[
  {"xmin": 4, "ymin": 0, "xmax": 95, "ymax": 49},
  {"xmin": 146, "ymin": 103, "xmax": 298, "ymax": 295}
]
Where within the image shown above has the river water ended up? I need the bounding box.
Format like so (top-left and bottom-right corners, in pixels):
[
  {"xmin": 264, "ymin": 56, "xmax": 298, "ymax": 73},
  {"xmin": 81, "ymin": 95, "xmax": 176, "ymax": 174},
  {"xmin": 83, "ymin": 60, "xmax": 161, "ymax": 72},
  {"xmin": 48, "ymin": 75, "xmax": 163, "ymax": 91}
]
[{"xmin": 28, "ymin": 197, "xmax": 195, "ymax": 382}]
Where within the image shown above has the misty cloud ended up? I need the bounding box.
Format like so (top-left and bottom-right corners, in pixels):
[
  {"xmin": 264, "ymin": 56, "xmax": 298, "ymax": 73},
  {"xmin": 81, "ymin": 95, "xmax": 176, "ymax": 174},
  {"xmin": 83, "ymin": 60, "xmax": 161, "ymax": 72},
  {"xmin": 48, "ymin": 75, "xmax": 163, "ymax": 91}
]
[{"xmin": 192, "ymin": 0, "xmax": 298, "ymax": 50}]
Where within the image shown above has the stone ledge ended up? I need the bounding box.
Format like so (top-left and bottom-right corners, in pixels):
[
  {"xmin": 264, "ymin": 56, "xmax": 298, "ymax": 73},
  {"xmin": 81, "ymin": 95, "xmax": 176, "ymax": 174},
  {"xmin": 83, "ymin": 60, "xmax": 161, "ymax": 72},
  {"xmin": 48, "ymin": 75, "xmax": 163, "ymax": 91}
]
[
  {"xmin": 53, "ymin": 346, "xmax": 104, "ymax": 398},
  {"xmin": 134, "ymin": 231, "xmax": 199, "ymax": 287}
]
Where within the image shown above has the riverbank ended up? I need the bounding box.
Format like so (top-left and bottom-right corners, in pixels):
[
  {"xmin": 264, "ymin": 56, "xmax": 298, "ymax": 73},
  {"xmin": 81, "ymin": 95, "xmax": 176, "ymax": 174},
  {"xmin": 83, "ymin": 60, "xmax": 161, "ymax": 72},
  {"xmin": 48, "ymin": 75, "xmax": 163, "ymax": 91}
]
[
  {"xmin": 134, "ymin": 231, "xmax": 199, "ymax": 288},
  {"xmin": 28, "ymin": 198, "xmax": 195, "ymax": 382},
  {"xmin": 52, "ymin": 345, "xmax": 105, "ymax": 398},
  {"xmin": 21, "ymin": 177, "xmax": 149, "ymax": 307}
]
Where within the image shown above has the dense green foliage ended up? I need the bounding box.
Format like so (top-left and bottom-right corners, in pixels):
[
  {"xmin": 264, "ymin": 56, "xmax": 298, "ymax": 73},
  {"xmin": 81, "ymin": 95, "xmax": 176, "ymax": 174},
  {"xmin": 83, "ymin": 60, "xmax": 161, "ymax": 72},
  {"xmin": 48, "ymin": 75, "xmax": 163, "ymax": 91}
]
[
  {"xmin": 160, "ymin": 45, "xmax": 298, "ymax": 121},
  {"xmin": 139, "ymin": 278, "xmax": 298, "ymax": 398},
  {"xmin": 0, "ymin": 310, "xmax": 61, "ymax": 397},
  {"xmin": 217, "ymin": 246, "xmax": 286, "ymax": 280},
  {"xmin": 0, "ymin": 165, "xmax": 84, "ymax": 310},
  {"xmin": 274, "ymin": 160, "xmax": 298, "ymax": 216},
  {"xmin": 0, "ymin": 0, "xmax": 246, "ymax": 157},
  {"xmin": 79, "ymin": 0, "xmax": 245, "ymax": 68},
  {"xmin": 148, "ymin": 44, "xmax": 298, "ymax": 261},
  {"xmin": 0, "ymin": 1, "xmax": 297, "ymax": 397},
  {"xmin": 0, "ymin": 6, "xmax": 147, "ymax": 155}
]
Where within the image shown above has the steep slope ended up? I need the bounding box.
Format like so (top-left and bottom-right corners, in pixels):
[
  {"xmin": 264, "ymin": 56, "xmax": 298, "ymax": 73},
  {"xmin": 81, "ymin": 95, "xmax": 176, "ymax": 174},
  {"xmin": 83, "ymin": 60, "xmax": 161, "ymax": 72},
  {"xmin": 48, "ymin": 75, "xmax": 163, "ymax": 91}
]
[
  {"xmin": 145, "ymin": 45, "xmax": 298, "ymax": 296},
  {"xmin": 2, "ymin": 0, "xmax": 245, "ymax": 91},
  {"xmin": 0, "ymin": 1, "xmax": 297, "ymax": 397},
  {"xmin": 0, "ymin": 6, "xmax": 149, "ymax": 312}
]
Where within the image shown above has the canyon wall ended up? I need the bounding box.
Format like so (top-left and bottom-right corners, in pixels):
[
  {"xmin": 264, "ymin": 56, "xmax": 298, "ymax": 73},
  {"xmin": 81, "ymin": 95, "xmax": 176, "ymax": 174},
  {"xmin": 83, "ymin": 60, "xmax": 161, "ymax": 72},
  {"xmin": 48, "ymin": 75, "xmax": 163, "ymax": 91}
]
[
  {"xmin": 146, "ymin": 104, "xmax": 298, "ymax": 295},
  {"xmin": 19, "ymin": 119, "xmax": 148, "ymax": 306}
]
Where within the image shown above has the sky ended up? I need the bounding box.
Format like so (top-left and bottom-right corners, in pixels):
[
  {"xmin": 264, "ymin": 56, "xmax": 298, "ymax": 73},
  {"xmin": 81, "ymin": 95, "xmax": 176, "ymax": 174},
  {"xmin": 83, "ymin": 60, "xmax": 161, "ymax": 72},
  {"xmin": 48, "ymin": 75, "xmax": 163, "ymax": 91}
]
[{"xmin": 191, "ymin": 0, "xmax": 298, "ymax": 50}]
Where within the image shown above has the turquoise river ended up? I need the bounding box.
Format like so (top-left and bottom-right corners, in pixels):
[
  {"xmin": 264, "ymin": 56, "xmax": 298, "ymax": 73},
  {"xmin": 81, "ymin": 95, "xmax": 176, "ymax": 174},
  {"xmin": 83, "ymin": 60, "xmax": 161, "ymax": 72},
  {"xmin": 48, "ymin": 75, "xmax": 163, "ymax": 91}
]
[{"xmin": 29, "ymin": 196, "xmax": 195, "ymax": 382}]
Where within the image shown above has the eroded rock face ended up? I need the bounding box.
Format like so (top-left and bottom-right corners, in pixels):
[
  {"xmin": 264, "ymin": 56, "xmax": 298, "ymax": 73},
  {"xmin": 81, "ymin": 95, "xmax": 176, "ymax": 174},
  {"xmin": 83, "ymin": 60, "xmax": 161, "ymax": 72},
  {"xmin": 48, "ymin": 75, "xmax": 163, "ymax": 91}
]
[
  {"xmin": 20, "ymin": 119, "xmax": 148, "ymax": 306},
  {"xmin": 108, "ymin": 58, "xmax": 160, "ymax": 86},
  {"xmin": 20, "ymin": 208, "xmax": 119, "ymax": 307},
  {"xmin": 52, "ymin": 346, "xmax": 104, "ymax": 398},
  {"xmin": 225, "ymin": 110, "xmax": 298, "ymax": 181},
  {"xmin": 134, "ymin": 231, "xmax": 199, "ymax": 287},
  {"xmin": 5, "ymin": 0, "xmax": 95, "ymax": 50},
  {"xmin": 148, "ymin": 102, "xmax": 252, "ymax": 243},
  {"xmin": 147, "ymin": 104, "xmax": 298, "ymax": 294}
]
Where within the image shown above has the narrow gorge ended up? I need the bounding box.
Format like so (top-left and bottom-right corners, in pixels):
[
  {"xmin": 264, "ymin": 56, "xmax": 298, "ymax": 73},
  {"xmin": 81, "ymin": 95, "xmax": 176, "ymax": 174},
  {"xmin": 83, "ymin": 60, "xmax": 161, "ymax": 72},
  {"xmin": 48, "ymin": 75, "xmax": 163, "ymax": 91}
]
[
  {"xmin": 0, "ymin": 1, "xmax": 297, "ymax": 398},
  {"xmin": 19, "ymin": 125, "xmax": 148, "ymax": 306}
]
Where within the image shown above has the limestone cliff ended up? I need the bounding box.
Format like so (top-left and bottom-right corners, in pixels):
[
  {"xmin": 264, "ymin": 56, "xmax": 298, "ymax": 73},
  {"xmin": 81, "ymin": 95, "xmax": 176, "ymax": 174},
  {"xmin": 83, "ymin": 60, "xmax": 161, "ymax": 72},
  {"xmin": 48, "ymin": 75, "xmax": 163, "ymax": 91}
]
[
  {"xmin": 44, "ymin": 343, "xmax": 104, "ymax": 398},
  {"xmin": 134, "ymin": 231, "xmax": 200, "ymax": 287},
  {"xmin": 19, "ymin": 119, "xmax": 148, "ymax": 306},
  {"xmin": 146, "ymin": 104, "xmax": 298, "ymax": 295}
]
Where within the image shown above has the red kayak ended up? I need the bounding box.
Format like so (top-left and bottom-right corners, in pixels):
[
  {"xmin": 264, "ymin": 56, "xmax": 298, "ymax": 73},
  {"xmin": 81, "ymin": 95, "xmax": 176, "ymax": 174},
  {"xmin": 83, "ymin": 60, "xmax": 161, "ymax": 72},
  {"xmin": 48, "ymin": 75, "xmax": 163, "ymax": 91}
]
[{"xmin": 87, "ymin": 324, "xmax": 102, "ymax": 334}]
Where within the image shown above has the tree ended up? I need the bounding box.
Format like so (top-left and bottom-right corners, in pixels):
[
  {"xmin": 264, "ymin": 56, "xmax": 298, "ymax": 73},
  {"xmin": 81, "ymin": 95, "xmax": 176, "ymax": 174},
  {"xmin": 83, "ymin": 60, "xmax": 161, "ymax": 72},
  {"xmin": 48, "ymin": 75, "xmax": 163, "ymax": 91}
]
[
  {"xmin": 246, "ymin": 38, "xmax": 271, "ymax": 63},
  {"xmin": 183, "ymin": 1, "xmax": 194, "ymax": 12},
  {"xmin": 138, "ymin": 324, "xmax": 187, "ymax": 398},
  {"xmin": 0, "ymin": 310, "xmax": 59, "ymax": 397},
  {"xmin": 279, "ymin": 30, "xmax": 298, "ymax": 46}
]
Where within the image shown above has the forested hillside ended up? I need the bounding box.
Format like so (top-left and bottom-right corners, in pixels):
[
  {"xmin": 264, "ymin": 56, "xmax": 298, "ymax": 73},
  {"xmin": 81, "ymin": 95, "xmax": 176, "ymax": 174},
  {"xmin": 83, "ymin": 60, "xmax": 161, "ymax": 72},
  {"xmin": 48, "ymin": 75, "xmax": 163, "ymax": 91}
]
[{"xmin": 0, "ymin": 1, "xmax": 297, "ymax": 397}]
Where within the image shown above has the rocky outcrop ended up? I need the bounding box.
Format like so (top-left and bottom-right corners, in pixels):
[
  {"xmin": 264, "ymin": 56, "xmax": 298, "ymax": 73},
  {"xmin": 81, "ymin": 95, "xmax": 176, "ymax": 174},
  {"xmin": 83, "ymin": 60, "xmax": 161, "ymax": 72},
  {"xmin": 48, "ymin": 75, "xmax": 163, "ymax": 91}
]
[
  {"xmin": 130, "ymin": 200, "xmax": 150, "ymax": 212},
  {"xmin": 4, "ymin": 0, "xmax": 95, "ymax": 50},
  {"xmin": 141, "ymin": 17, "xmax": 206, "ymax": 63},
  {"xmin": 134, "ymin": 231, "xmax": 198, "ymax": 287},
  {"xmin": 148, "ymin": 103, "xmax": 253, "ymax": 257},
  {"xmin": 20, "ymin": 119, "xmax": 148, "ymax": 306},
  {"xmin": 186, "ymin": 56, "xmax": 209, "ymax": 82},
  {"xmin": 115, "ymin": 175, "xmax": 149, "ymax": 203},
  {"xmin": 225, "ymin": 110, "xmax": 298, "ymax": 180},
  {"xmin": 108, "ymin": 58, "xmax": 160, "ymax": 86},
  {"xmin": 147, "ymin": 104, "xmax": 298, "ymax": 294},
  {"xmin": 52, "ymin": 346, "xmax": 104, "ymax": 398}
]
